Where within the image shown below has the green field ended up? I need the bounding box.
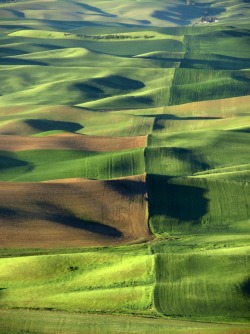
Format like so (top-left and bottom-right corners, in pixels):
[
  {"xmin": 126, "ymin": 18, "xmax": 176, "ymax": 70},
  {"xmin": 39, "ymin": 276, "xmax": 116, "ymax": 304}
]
[
  {"xmin": 0, "ymin": 0, "xmax": 250, "ymax": 332},
  {"xmin": 0, "ymin": 148, "xmax": 145, "ymax": 181},
  {"xmin": 1, "ymin": 309, "xmax": 249, "ymax": 334}
]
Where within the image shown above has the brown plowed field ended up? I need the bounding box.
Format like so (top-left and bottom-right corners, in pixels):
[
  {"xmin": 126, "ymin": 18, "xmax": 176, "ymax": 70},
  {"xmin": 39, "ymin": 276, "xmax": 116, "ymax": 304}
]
[
  {"xmin": 0, "ymin": 134, "xmax": 147, "ymax": 152},
  {"xmin": 0, "ymin": 175, "xmax": 151, "ymax": 248}
]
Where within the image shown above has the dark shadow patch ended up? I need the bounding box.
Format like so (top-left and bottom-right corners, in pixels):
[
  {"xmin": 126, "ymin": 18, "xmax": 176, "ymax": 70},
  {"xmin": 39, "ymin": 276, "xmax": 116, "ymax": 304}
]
[
  {"xmin": 180, "ymin": 55, "xmax": 250, "ymax": 70},
  {"xmin": 232, "ymin": 71, "xmax": 250, "ymax": 84},
  {"xmin": 157, "ymin": 114, "xmax": 222, "ymax": 121},
  {"xmin": 231, "ymin": 127, "xmax": 250, "ymax": 133},
  {"xmin": 25, "ymin": 119, "xmax": 83, "ymax": 133},
  {"xmin": 0, "ymin": 47, "xmax": 28, "ymax": 57},
  {"xmin": 153, "ymin": 123, "xmax": 165, "ymax": 131},
  {"xmin": 0, "ymin": 154, "xmax": 31, "ymax": 171},
  {"xmin": 2, "ymin": 9, "xmax": 25, "ymax": 18},
  {"xmin": 106, "ymin": 179, "xmax": 147, "ymax": 196},
  {"xmin": 91, "ymin": 75, "xmax": 145, "ymax": 91},
  {"xmin": 0, "ymin": 24, "xmax": 32, "ymax": 31},
  {"xmin": 35, "ymin": 44, "xmax": 66, "ymax": 52},
  {"xmin": 222, "ymin": 30, "xmax": 250, "ymax": 38},
  {"xmin": 136, "ymin": 20, "xmax": 151, "ymax": 25},
  {"xmin": 77, "ymin": 3, "xmax": 116, "ymax": 18},
  {"xmin": 0, "ymin": 58, "xmax": 47, "ymax": 66},
  {"xmin": 146, "ymin": 147, "xmax": 210, "ymax": 175},
  {"xmin": 152, "ymin": 3, "xmax": 225, "ymax": 25},
  {"xmin": 240, "ymin": 277, "xmax": 250, "ymax": 297},
  {"xmin": 72, "ymin": 83, "xmax": 104, "ymax": 98},
  {"xmin": 147, "ymin": 174, "xmax": 208, "ymax": 224},
  {"xmin": 0, "ymin": 207, "xmax": 19, "ymax": 217},
  {"xmin": 68, "ymin": 266, "xmax": 78, "ymax": 271},
  {"xmin": 36, "ymin": 202, "xmax": 123, "ymax": 238},
  {"xmin": 132, "ymin": 96, "xmax": 153, "ymax": 105},
  {"xmin": 135, "ymin": 114, "xmax": 222, "ymax": 120},
  {"xmin": 152, "ymin": 114, "xmax": 222, "ymax": 131}
]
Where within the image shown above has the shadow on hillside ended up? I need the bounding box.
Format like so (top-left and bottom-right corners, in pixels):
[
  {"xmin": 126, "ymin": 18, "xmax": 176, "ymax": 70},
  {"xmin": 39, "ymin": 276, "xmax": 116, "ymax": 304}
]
[
  {"xmin": 25, "ymin": 119, "xmax": 83, "ymax": 133},
  {"xmin": 72, "ymin": 82, "xmax": 104, "ymax": 98},
  {"xmin": 135, "ymin": 53, "xmax": 250, "ymax": 70},
  {"xmin": 152, "ymin": 116, "xmax": 219, "ymax": 131},
  {"xmin": 0, "ymin": 207, "xmax": 19, "ymax": 217},
  {"xmin": 223, "ymin": 30, "xmax": 250, "ymax": 38},
  {"xmin": 153, "ymin": 114, "xmax": 222, "ymax": 127},
  {"xmin": 134, "ymin": 114, "xmax": 222, "ymax": 121},
  {"xmin": 90, "ymin": 75, "xmax": 145, "ymax": 91},
  {"xmin": 0, "ymin": 47, "xmax": 28, "ymax": 57},
  {"xmin": 147, "ymin": 174, "xmax": 208, "ymax": 224},
  {"xmin": 146, "ymin": 147, "xmax": 210, "ymax": 174},
  {"xmin": 232, "ymin": 72, "xmax": 250, "ymax": 84},
  {"xmin": 231, "ymin": 127, "xmax": 250, "ymax": 133},
  {"xmin": 36, "ymin": 202, "xmax": 123, "ymax": 238},
  {"xmin": 240, "ymin": 277, "xmax": 250, "ymax": 297},
  {"xmin": 180, "ymin": 57, "xmax": 250, "ymax": 70},
  {"xmin": 5, "ymin": 9, "xmax": 25, "ymax": 18},
  {"xmin": 106, "ymin": 179, "xmax": 147, "ymax": 196},
  {"xmin": 0, "ymin": 154, "xmax": 33, "ymax": 172},
  {"xmin": 152, "ymin": 4, "xmax": 225, "ymax": 25},
  {"xmin": 0, "ymin": 58, "xmax": 47, "ymax": 66},
  {"xmin": 0, "ymin": 24, "xmax": 32, "ymax": 31},
  {"xmin": 35, "ymin": 44, "xmax": 66, "ymax": 51},
  {"xmin": 77, "ymin": 3, "xmax": 116, "ymax": 18}
]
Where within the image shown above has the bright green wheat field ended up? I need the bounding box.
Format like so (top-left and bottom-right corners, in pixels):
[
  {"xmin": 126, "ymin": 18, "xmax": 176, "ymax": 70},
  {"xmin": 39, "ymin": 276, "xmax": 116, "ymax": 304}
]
[{"xmin": 0, "ymin": 0, "xmax": 250, "ymax": 333}]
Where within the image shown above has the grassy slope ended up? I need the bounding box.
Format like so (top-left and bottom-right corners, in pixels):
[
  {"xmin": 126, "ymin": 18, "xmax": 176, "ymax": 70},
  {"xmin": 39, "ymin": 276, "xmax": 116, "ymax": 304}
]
[
  {"xmin": 0, "ymin": 249, "xmax": 154, "ymax": 314},
  {"xmin": 154, "ymin": 252, "xmax": 250, "ymax": 322},
  {"xmin": 0, "ymin": 148, "xmax": 145, "ymax": 181}
]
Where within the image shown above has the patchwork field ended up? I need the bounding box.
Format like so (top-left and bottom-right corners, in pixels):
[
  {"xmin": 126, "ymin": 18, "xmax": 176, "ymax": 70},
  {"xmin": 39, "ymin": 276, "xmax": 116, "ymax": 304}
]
[{"xmin": 0, "ymin": 0, "xmax": 250, "ymax": 333}]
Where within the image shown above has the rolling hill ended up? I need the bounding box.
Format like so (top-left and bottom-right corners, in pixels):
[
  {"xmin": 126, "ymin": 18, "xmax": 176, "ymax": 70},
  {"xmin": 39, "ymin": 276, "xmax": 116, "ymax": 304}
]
[{"xmin": 0, "ymin": 0, "xmax": 250, "ymax": 333}]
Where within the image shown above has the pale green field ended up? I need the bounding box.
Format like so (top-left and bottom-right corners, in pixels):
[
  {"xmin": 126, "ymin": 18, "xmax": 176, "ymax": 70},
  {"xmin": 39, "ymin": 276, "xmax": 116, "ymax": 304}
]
[
  {"xmin": 1, "ymin": 309, "xmax": 249, "ymax": 334},
  {"xmin": 0, "ymin": 251, "xmax": 154, "ymax": 314}
]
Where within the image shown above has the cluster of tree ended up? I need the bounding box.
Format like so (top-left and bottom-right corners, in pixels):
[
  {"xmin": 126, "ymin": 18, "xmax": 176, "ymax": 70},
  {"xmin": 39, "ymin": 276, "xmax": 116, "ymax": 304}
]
[{"xmin": 69, "ymin": 33, "xmax": 155, "ymax": 40}]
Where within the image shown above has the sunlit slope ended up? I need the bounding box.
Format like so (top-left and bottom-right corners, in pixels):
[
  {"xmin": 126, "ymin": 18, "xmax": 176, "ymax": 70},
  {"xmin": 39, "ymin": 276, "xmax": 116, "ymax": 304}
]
[
  {"xmin": 0, "ymin": 46, "xmax": 177, "ymax": 109},
  {"xmin": 2, "ymin": 311, "xmax": 249, "ymax": 334},
  {"xmin": 1, "ymin": 22, "xmax": 249, "ymax": 114},
  {"xmin": 0, "ymin": 175, "xmax": 150, "ymax": 248},
  {"xmin": 0, "ymin": 65, "xmax": 172, "ymax": 108},
  {"xmin": 0, "ymin": 106, "xmax": 154, "ymax": 137},
  {"xmin": 0, "ymin": 249, "xmax": 154, "ymax": 313},
  {"xmin": 169, "ymin": 28, "xmax": 250, "ymax": 104},
  {"xmin": 169, "ymin": 68, "xmax": 250, "ymax": 105},
  {"xmin": 154, "ymin": 253, "xmax": 250, "ymax": 322}
]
